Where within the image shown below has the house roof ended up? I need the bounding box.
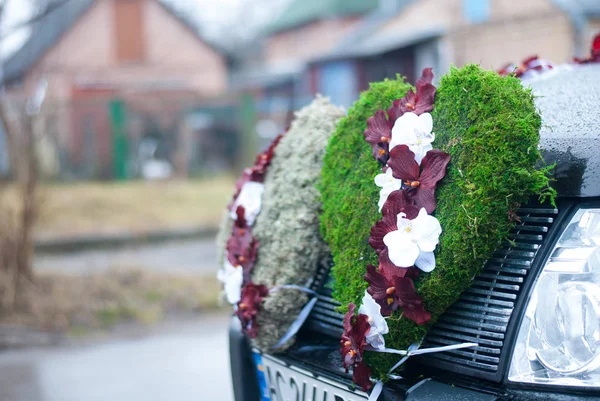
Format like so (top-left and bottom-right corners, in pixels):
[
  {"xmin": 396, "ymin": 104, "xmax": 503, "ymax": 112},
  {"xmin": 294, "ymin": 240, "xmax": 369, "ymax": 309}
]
[
  {"xmin": 2, "ymin": 0, "xmax": 223, "ymax": 85},
  {"xmin": 264, "ymin": 0, "xmax": 379, "ymax": 35},
  {"xmin": 313, "ymin": 27, "xmax": 444, "ymax": 63},
  {"xmin": 2, "ymin": 0, "xmax": 95, "ymax": 84},
  {"xmin": 308, "ymin": 0, "xmax": 441, "ymax": 63}
]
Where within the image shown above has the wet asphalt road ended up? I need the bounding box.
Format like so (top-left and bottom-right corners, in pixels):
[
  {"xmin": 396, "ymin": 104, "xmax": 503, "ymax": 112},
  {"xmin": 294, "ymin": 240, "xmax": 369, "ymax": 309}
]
[
  {"xmin": 34, "ymin": 238, "xmax": 218, "ymax": 274},
  {"xmin": 0, "ymin": 313, "xmax": 233, "ymax": 401}
]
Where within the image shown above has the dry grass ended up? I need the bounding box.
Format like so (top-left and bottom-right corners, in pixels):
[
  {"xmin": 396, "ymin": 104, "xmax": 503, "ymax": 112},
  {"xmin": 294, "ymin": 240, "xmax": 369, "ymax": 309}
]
[
  {"xmin": 0, "ymin": 268, "xmax": 224, "ymax": 333},
  {"xmin": 34, "ymin": 176, "xmax": 235, "ymax": 238}
]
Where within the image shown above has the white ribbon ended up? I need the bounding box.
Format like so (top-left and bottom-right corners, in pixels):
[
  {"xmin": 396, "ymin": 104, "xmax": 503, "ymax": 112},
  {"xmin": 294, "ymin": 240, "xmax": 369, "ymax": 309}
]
[
  {"xmin": 367, "ymin": 341, "xmax": 478, "ymax": 401},
  {"xmin": 269, "ymin": 285, "xmax": 318, "ymax": 351},
  {"xmin": 272, "ymin": 297, "xmax": 318, "ymax": 350}
]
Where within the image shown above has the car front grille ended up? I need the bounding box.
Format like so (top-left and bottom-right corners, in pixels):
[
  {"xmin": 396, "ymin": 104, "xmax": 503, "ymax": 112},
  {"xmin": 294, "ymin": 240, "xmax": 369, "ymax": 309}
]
[
  {"xmin": 303, "ymin": 205, "xmax": 560, "ymax": 381},
  {"xmin": 305, "ymin": 263, "xmax": 345, "ymax": 338},
  {"xmin": 419, "ymin": 205, "xmax": 559, "ymax": 380}
]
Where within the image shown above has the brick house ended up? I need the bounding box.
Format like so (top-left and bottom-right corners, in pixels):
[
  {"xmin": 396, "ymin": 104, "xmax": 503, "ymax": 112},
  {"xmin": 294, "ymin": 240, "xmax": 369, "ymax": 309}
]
[{"xmin": 2, "ymin": 0, "xmax": 228, "ymax": 179}]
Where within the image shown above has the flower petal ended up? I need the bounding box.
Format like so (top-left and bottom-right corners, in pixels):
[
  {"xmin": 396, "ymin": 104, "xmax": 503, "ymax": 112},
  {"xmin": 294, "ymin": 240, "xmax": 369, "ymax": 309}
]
[
  {"xmin": 359, "ymin": 292, "xmax": 388, "ymax": 351},
  {"xmin": 410, "ymin": 143, "xmax": 433, "ymax": 166},
  {"xmin": 343, "ymin": 303, "xmax": 357, "ymax": 333},
  {"xmin": 369, "ymin": 216, "xmax": 397, "ymax": 253},
  {"xmin": 384, "ymin": 230, "xmax": 419, "ymax": 268},
  {"xmin": 218, "ymin": 262, "xmax": 244, "ymax": 304},
  {"xmin": 413, "ymin": 68, "xmax": 436, "ymax": 115},
  {"xmin": 378, "ymin": 249, "xmax": 408, "ymax": 280},
  {"xmin": 230, "ymin": 182, "xmax": 264, "ymax": 226},
  {"xmin": 420, "ymin": 150, "xmax": 451, "ymax": 188},
  {"xmin": 412, "ymin": 208, "xmax": 442, "ymax": 252},
  {"xmin": 352, "ymin": 361, "xmax": 373, "ymax": 392},
  {"xmin": 415, "ymin": 251, "xmax": 436, "ymax": 273},
  {"xmin": 409, "ymin": 187, "xmax": 437, "ymax": 214},
  {"xmin": 364, "ymin": 110, "xmax": 391, "ymax": 145},
  {"xmin": 390, "ymin": 112, "xmax": 419, "ymax": 149},
  {"xmin": 394, "ymin": 276, "xmax": 431, "ymax": 325},
  {"xmin": 382, "ymin": 189, "xmax": 419, "ymax": 220},
  {"xmin": 364, "ymin": 265, "xmax": 389, "ymax": 300},
  {"xmin": 365, "ymin": 264, "xmax": 398, "ymax": 316},
  {"xmin": 417, "ymin": 113, "xmax": 433, "ymax": 134},
  {"xmin": 374, "ymin": 169, "xmax": 392, "ymax": 187},
  {"xmin": 387, "ymin": 145, "xmax": 420, "ymax": 181},
  {"xmin": 359, "ymin": 291, "xmax": 389, "ymax": 335}
]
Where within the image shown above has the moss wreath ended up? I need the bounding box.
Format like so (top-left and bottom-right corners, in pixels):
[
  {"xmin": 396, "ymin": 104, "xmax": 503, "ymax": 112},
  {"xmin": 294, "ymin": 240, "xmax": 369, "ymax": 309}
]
[
  {"xmin": 217, "ymin": 97, "xmax": 344, "ymax": 351},
  {"xmin": 320, "ymin": 64, "xmax": 555, "ymax": 382}
]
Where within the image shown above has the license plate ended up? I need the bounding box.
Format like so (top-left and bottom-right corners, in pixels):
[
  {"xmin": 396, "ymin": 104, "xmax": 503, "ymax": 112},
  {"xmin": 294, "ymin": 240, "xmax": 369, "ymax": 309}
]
[{"xmin": 253, "ymin": 352, "xmax": 367, "ymax": 401}]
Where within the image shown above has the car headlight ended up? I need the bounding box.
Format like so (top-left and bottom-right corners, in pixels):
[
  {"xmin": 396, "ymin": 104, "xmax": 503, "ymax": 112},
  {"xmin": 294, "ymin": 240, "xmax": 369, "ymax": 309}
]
[{"xmin": 509, "ymin": 208, "xmax": 600, "ymax": 387}]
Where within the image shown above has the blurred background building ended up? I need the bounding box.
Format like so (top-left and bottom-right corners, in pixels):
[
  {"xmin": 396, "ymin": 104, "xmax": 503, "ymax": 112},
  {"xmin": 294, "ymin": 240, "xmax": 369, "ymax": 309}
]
[{"xmin": 232, "ymin": 0, "xmax": 600, "ymax": 138}]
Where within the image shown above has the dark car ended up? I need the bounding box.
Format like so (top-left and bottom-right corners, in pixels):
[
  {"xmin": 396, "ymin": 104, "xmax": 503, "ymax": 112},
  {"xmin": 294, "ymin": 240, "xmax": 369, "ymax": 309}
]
[{"xmin": 229, "ymin": 64, "xmax": 600, "ymax": 401}]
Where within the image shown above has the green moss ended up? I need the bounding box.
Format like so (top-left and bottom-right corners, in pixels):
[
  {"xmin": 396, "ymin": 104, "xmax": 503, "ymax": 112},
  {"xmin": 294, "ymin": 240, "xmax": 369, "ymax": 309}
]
[
  {"xmin": 320, "ymin": 66, "xmax": 554, "ymax": 378},
  {"xmin": 319, "ymin": 76, "xmax": 412, "ymax": 310}
]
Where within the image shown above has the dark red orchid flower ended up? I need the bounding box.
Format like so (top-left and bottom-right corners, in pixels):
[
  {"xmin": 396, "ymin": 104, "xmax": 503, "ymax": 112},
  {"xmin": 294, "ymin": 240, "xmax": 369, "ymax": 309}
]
[
  {"xmin": 388, "ymin": 68, "xmax": 436, "ymax": 120},
  {"xmin": 363, "ymin": 69, "xmax": 436, "ymax": 164},
  {"xmin": 365, "ymin": 264, "xmax": 399, "ymax": 316},
  {"xmin": 387, "ymin": 145, "xmax": 450, "ymax": 214},
  {"xmin": 363, "ymin": 110, "xmax": 393, "ymax": 165},
  {"xmin": 226, "ymin": 206, "xmax": 259, "ymax": 279},
  {"xmin": 340, "ymin": 303, "xmax": 370, "ymax": 369},
  {"xmin": 236, "ymin": 282, "xmax": 269, "ymax": 338},
  {"xmin": 369, "ymin": 190, "xmax": 419, "ymax": 254},
  {"xmin": 498, "ymin": 56, "xmax": 554, "ymax": 78},
  {"xmin": 574, "ymin": 33, "xmax": 600, "ymax": 64},
  {"xmin": 340, "ymin": 303, "xmax": 373, "ymax": 390},
  {"xmin": 394, "ymin": 276, "xmax": 431, "ymax": 325},
  {"xmin": 364, "ymin": 262, "xmax": 420, "ymax": 316}
]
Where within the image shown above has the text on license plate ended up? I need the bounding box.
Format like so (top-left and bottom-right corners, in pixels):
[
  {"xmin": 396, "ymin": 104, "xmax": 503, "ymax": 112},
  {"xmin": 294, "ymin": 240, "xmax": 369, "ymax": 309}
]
[{"xmin": 254, "ymin": 352, "xmax": 367, "ymax": 401}]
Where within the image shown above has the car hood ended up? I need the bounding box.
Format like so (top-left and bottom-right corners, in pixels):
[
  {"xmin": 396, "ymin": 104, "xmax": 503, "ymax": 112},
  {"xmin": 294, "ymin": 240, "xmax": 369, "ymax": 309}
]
[{"xmin": 524, "ymin": 64, "xmax": 600, "ymax": 197}]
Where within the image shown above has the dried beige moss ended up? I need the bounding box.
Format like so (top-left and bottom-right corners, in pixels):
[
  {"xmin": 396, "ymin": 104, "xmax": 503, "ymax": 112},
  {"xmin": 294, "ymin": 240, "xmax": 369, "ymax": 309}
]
[{"xmin": 251, "ymin": 96, "xmax": 344, "ymax": 351}]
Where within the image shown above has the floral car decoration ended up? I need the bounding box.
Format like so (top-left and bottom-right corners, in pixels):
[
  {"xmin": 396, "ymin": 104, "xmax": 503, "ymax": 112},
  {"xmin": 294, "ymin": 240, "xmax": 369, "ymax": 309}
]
[
  {"xmin": 320, "ymin": 65, "xmax": 555, "ymax": 388},
  {"xmin": 217, "ymin": 97, "xmax": 344, "ymax": 349},
  {"xmin": 498, "ymin": 33, "xmax": 600, "ymax": 78}
]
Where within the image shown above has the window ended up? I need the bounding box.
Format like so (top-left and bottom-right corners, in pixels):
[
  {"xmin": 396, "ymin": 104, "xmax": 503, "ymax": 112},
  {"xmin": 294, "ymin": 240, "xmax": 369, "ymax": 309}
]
[
  {"xmin": 463, "ymin": 0, "xmax": 490, "ymax": 24},
  {"xmin": 115, "ymin": 0, "xmax": 145, "ymax": 63},
  {"xmin": 319, "ymin": 61, "xmax": 358, "ymax": 108}
]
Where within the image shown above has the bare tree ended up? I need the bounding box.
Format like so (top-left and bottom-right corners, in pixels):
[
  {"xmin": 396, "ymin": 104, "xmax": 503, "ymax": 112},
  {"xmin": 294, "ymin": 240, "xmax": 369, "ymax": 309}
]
[{"xmin": 0, "ymin": 0, "xmax": 51, "ymax": 306}]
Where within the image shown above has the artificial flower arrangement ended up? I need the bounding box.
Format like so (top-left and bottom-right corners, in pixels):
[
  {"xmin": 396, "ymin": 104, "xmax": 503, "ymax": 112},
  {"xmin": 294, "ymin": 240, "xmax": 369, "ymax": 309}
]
[
  {"xmin": 319, "ymin": 65, "xmax": 555, "ymax": 391},
  {"xmin": 214, "ymin": 34, "xmax": 600, "ymax": 397},
  {"xmin": 498, "ymin": 33, "xmax": 600, "ymax": 78},
  {"xmin": 217, "ymin": 97, "xmax": 343, "ymax": 350}
]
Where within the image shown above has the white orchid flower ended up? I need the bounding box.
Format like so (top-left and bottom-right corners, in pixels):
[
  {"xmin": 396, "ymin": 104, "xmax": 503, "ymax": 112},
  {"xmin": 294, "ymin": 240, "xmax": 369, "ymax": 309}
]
[
  {"xmin": 389, "ymin": 112, "xmax": 435, "ymax": 165},
  {"xmin": 383, "ymin": 208, "xmax": 442, "ymax": 272},
  {"xmin": 358, "ymin": 291, "xmax": 389, "ymax": 350},
  {"xmin": 230, "ymin": 181, "xmax": 264, "ymax": 226},
  {"xmin": 374, "ymin": 168, "xmax": 403, "ymax": 212},
  {"xmin": 217, "ymin": 260, "xmax": 243, "ymax": 304}
]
